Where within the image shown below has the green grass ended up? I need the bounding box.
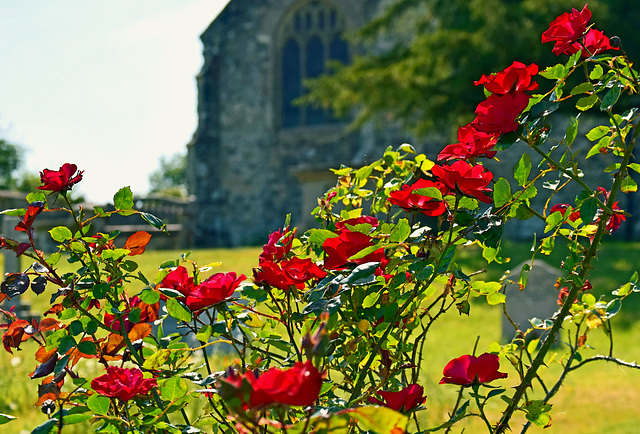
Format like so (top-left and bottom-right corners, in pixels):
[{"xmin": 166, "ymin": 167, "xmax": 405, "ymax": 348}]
[{"xmin": 1, "ymin": 243, "xmax": 639, "ymax": 432}]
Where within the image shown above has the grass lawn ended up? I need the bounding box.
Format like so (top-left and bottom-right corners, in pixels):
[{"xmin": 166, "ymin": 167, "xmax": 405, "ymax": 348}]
[{"xmin": 1, "ymin": 241, "xmax": 638, "ymax": 432}]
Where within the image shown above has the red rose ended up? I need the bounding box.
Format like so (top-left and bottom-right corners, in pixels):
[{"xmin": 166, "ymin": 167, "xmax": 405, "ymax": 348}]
[
  {"xmin": 91, "ymin": 366, "xmax": 157, "ymax": 401},
  {"xmin": 254, "ymin": 257, "xmax": 325, "ymax": 291},
  {"xmin": 472, "ymin": 92, "xmax": 530, "ymax": 134},
  {"xmin": 388, "ymin": 178, "xmax": 449, "ymax": 216},
  {"xmin": 549, "ymin": 203, "xmax": 581, "ymax": 222},
  {"xmin": 15, "ymin": 201, "xmax": 45, "ymax": 234},
  {"xmin": 322, "ymin": 230, "xmax": 385, "ymax": 270},
  {"xmin": 37, "ymin": 163, "xmax": 84, "ymax": 193},
  {"xmin": 438, "ymin": 124, "xmax": 499, "ymax": 162},
  {"xmin": 440, "ymin": 353, "xmax": 507, "ymax": 386},
  {"xmin": 186, "ymin": 272, "xmax": 245, "ymax": 311},
  {"xmin": 250, "ymin": 360, "xmax": 323, "ymax": 408},
  {"xmin": 542, "ymin": 4, "xmax": 592, "ymax": 56},
  {"xmin": 474, "ymin": 61, "xmax": 539, "ymax": 95},
  {"xmin": 160, "ymin": 266, "xmax": 195, "ymax": 297},
  {"xmin": 431, "ymin": 161, "xmax": 493, "ymax": 204},
  {"xmin": 368, "ymin": 384, "xmax": 426, "ymax": 412},
  {"xmin": 103, "ymin": 295, "xmax": 159, "ymax": 332},
  {"xmin": 334, "ymin": 216, "xmax": 380, "ymax": 233},
  {"xmin": 565, "ymin": 28, "xmax": 620, "ymax": 58},
  {"xmin": 259, "ymin": 227, "xmax": 295, "ymax": 263}
]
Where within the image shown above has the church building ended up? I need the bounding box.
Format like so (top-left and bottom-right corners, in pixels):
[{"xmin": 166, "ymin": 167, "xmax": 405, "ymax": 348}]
[{"xmin": 186, "ymin": 0, "xmax": 412, "ymax": 246}]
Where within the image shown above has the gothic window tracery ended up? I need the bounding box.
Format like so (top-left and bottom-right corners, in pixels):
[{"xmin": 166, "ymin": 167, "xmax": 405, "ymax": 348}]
[{"xmin": 280, "ymin": 1, "xmax": 349, "ymax": 128}]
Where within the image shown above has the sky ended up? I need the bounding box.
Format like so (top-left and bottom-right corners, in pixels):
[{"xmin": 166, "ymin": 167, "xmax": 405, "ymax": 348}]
[{"xmin": 0, "ymin": 0, "xmax": 231, "ymax": 203}]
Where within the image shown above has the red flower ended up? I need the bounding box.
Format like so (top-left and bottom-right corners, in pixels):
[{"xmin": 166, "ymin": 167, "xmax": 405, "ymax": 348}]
[
  {"xmin": 368, "ymin": 384, "xmax": 426, "ymax": 412},
  {"xmin": 334, "ymin": 216, "xmax": 380, "ymax": 233},
  {"xmin": 254, "ymin": 257, "xmax": 326, "ymax": 291},
  {"xmin": 432, "ymin": 161, "xmax": 493, "ymax": 204},
  {"xmin": 388, "ymin": 178, "xmax": 449, "ymax": 216},
  {"xmin": 322, "ymin": 230, "xmax": 385, "ymax": 270},
  {"xmin": 542, "ymin": 4, "xmax": 592, "ymax": 56},
  {"xmin": 606, "ymin": 202, "xmax": 626, "ymax": 233},
  {"xmin": 103, "ymin": 296, "xmax": 159, "ymax": 332},
  {"xmin": 91, "ymin": 366, "xmax": 156, "ymax": 401},
  {"xmin": 549, "ymin": 203, "xmax": 581, "ymax": 222},
  {"xmin": 472, "ymin": 92, "xmax": 530, "ymax": 134},
  {"xmin": 186, "ymin": 272, "xmax": 245, "ymax": 311},
  {"xmin": 160, "ymin": 266, "xmax": 195, "ymax": 297},
  {"xmin": 15, "ymin": 202, "xmax": 45, "ymax": 234},
  {"xmin": 438, "ymin": 124, "xmax": 499, "ymax": 162},
  {"xmin": 37, "ymin": 163, "xmax": 84, "ymax": 193},
  {"xmin": 474, "ymin": 61, "xmax": 539, "ymax": 95},
  {"xmin": 440, "ymin": 353, "xmax": 507, "ymax": 386},
  {"xmin": 259, "ymin": 227, "xmax": 296, "ymax": 263},
  {"xmin": 565, "ymin": 28, "xmax": 620, "ymax": 58},
  {"xmin": 250, "ymin": 360, "xmax": 323, "ymax": 408}
]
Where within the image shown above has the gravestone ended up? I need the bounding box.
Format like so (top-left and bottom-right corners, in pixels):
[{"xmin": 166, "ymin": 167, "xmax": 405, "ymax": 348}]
[{"xmin": 502, "ymin": 260, "xmax": 562, "ymax": 341}]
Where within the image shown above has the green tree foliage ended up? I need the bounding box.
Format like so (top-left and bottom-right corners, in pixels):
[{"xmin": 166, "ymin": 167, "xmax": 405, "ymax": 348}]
[
  {"xmin": 303, "ymin": 0, "xmax": 638, "ymax": 137},
  {"xmin": 0, "ymin": 138, "xmax": 23, "ymax": 190},
  {"xmin": 148, "ymin": 151, "xmax": 187, "ymax": 198}
]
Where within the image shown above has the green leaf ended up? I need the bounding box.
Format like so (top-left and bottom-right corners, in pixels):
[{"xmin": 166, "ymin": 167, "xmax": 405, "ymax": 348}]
[
  {"xmin": 307, "ymin": 229, "xmax": 339, "ymax": 246},
  {"xmin": 346, "ymin": 406, "xmax": 408, "ymax": 434},
  {"xmin": 540, "ymin": 237, "xmax": 555, "ymax": 255},
  {"xmin": 87, "ymin": 393, "xmax": 111, "ymax": 416},
  {"xmin": 586, "ymin": 125, "xmax": 610, "ymax": 141},
  {"xmin": 487, "ymin": 292, "xmax": 506, "ymax": 305},
  {"xmin": 161, "ymin": 376, "xmax": 189, "ymax": 401},
  {"xmin": 77, "ymin": 340, "xmax": 97, "ymax": 355},
  {"xmin": 493, "ymin": 178, "xmax": 512, "ymax": 208},
  {"xmin": 590, "ymin": 64, "xmax": 603, "ymax": 80},
  {"xmin": 114, "ymin": 186, "xmax": 134, "ymax": 210},
  {"xmin": 196, "ymin": 325, "xmax": 213, "ymax": 342},
  {"xmin": 0, "ymin": 414, "xmax": 16, "ymax": 425},
  {"xmin": 143, "ymin": 349, "xmax": 171, "ymax": 370},
  {"xmin": 570, "ymin": 82, "xmax": 594, "ymax": 95},
  {"xmin": 621, "ymin": 175, "xmax": 638, "ymax": 193},
  {"xmin": 495, "ymin": 131, "xmax": 519, "ymax": 151},
  {"xmin": 139, "ymin": 288, "xmax": 161, "ymax": 304},
  {"xmin": 576, "ymin": 94, "xmax": 598, "ymax": 111},
  {"xmin": 413, "ymin": 186, "xmax": 443, "ymax": 200},
  {"xmin": 166, "ymin": 298, "xmax": 192, "ymax": 323},
  {"xmin": 141, "ymin": 212, "xmax": 166, "ymax": 231},
  {"xmin": 601, "ymin": 84, "xmax": 621, "ymax": 111},
  {"xmin": 389, "ymin": 219, "xmax": 410, "ymax": 243},
  {"xmin": 362, "ymin": 291, "xmax": 381, "ymax": 308},
  {"xmin": 46, "ymin": 252, "xmax": 62, "ymax": 267},
  {"xmin": 580, "ymin": 197, "xmax": 598, "ymax": 224},
  {"xmin": 93, "ymin": 206, "xmax": 107, "ymax": 216},
  {"xmin": 514, "ymin": 154, "xmax": 531, "ymax": 187},
  {"xmin": 49, "ymin": 226, "xmax": 73, "ymax": 243},
  {"xmin": 471, "ymin": 281, "xmax": 502, "ymax": 295},
  {"xmin": 539, "ymin": 64, "xmax": 565, "ymax": 80},
  {"xmin": 518, "ymin": 263, "xmax": 531, "ymax": 289},
  {"xmin": 26, "ymin": 191, "xmax": 48, "ymax": 204},
  {"xmin": 565, "ymin": 115, "xmax": 579, "ymax": 146},
  {"xmin": 31, "ymin": 418, "xmax": 59, "ymax": 434}
]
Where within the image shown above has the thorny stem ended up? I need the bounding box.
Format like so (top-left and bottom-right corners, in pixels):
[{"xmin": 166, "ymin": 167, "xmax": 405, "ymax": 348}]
[{"xmin": 495, "ymin": 118, "xmax": 638, "ymax": 433}]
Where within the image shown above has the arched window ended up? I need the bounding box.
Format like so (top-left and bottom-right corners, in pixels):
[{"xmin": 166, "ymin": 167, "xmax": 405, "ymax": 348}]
[{"xmin": 280, "ymin": 1, "xmax": 350, "ymax": 128}]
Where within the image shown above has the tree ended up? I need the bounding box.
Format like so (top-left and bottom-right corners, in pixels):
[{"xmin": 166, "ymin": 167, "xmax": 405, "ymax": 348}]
[
  {"xmin": 148, "ymin": 152, "xmax": 187, "ymax": 198},
  {"xmin": 303, "ymin": 0, "xmax": 639, "ymax": 137},
  {"xmin": 0, "ymin": 138, "xmax": 22, "ymax": 190}
]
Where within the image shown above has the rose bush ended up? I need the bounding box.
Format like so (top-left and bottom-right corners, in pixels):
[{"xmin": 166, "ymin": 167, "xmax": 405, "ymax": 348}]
[{"xmin": 0, "ymin": 4, "xmax": 639, "ymax": 433}]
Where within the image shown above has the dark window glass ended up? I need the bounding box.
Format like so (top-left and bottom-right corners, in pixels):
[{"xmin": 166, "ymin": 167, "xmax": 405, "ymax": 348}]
[
  {"xmin": 282, "ymin": 38, "xmax": 301, "ymax": 127},
  {"xmin": 329, "ymin": 33, "xmax": 349, "ymax": 64},
  {"xmin": 330, "ymin": 9, "xmax": 336, "ymax": 27},
  {"xmin": 306, "ymin": 36, "xmax": 325, "ymax": 124}
]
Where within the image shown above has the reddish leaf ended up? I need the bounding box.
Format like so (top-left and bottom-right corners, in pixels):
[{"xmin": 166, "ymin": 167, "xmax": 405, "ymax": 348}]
[
  {"xmin": 44, "ymin": 304, "xmax": 64, "ymax": 316},
  {"xmin": 39, "ymin": 318, "xmax": 61, "ymax": 332},
  {"xmin": 101, "ymin": 333, "xmax": 125, "ymax": 356},
  {"xmin": 30, "ymin": 353, "xmax": 58, "ymax": 379},
  {"xmin": 35, "ymin": 346, "xmax": 58, "ymax": 363},
  {"xmin": 128, "ymin": 323, "xmax": 152, "ymax": 342},
  {"xmin": 124, "ymin": 231, "xmax": 152, "ymax": 256}
]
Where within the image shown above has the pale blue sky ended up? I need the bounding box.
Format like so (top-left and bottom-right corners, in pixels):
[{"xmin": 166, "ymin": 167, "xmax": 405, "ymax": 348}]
[{"xmin": 0, "ymin": 0, "xmax": 230, "ymax": 203}]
